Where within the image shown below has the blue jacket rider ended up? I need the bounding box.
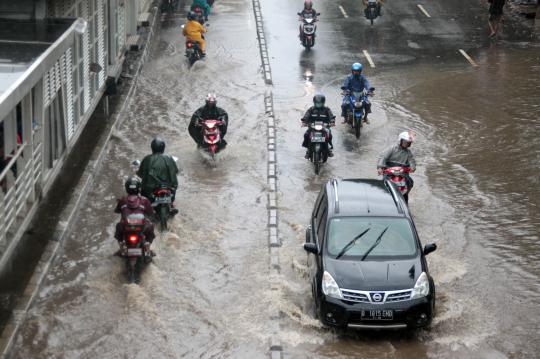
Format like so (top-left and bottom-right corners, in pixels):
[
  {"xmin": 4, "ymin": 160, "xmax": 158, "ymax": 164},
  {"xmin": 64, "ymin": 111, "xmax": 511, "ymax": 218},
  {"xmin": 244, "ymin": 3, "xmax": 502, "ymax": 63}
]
[{"xmin": 341, "ymin": 62, "xmax": 372, "ymax": 122}]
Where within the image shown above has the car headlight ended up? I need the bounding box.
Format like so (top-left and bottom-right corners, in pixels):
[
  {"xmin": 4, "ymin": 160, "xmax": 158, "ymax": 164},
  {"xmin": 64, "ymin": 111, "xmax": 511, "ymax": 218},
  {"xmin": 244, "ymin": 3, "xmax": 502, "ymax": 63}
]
[
  {"xmin": 410, "ymin": 272, "xmax": 430, "ymax": 299},
  {"xmin": 322, "ymin": 271, "xmax": 343, "ymax": 299}
]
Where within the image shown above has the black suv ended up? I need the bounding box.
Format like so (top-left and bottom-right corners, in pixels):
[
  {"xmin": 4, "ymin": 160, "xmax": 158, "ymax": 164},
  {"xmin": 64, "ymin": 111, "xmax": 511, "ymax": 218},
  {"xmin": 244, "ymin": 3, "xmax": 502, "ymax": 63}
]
[{"xmin": 303, "ymin": 179, "xmax": 437, "ymax": 329}]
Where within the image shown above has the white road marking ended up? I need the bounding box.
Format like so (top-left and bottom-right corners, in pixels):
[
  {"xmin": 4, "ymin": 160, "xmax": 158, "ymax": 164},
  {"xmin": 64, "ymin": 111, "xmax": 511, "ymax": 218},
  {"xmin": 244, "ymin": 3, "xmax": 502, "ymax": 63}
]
[
  {"xmin": 338, "ymin": 5, "xmax": 349, "ymax": 18},
  {"xmin": 363, "ymin": 50, "xmax": 375, "ymax": 68},
  {"xmin": 417, "ymin": 4, "xmax": 431, "ymax": 18},
  {"xmin": 459, "ymin": 49, "xmax": 478, "ymax": 66}
]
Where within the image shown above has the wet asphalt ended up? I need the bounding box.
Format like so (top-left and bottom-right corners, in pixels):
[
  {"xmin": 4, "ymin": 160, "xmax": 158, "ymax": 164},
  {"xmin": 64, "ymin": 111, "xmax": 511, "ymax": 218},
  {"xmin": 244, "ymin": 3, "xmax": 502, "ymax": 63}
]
[{"xmin": 6, "ymin": 0, "xmax": 540, "ymax": 358}]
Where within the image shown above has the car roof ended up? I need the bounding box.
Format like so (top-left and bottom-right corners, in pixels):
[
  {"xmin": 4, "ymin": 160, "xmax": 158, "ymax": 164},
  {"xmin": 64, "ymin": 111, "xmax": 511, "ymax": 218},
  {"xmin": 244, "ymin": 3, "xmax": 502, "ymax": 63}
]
[{"xmin": 326, "ymin": 179, "xmax": 407, "ymax": 218}]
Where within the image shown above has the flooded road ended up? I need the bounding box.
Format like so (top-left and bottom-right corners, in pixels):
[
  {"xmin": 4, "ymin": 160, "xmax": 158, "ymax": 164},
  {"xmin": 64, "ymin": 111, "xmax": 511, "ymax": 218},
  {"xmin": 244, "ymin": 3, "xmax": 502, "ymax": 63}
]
[
  {"xmin": 11, "ymin": 0, "xmax": 273, "ymax": 357},
  {"xmin": 7, "ymin": 0, "xmax": 540, "ymax": 357}
]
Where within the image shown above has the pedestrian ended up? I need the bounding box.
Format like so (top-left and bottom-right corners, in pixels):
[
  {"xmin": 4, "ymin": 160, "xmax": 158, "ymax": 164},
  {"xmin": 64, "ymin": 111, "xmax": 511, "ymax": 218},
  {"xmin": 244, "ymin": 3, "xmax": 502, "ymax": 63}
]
[{"xmin": 488, "ymin": 0, "xmax": 506, "ymax": 38}]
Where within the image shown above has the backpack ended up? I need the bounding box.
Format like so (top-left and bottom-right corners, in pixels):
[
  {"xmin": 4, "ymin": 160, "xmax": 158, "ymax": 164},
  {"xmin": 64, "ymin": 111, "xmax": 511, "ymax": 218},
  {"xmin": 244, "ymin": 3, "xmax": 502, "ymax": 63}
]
[{"xmin": 120, "ymin": 195, "xmax": 146, "ymax": 228}]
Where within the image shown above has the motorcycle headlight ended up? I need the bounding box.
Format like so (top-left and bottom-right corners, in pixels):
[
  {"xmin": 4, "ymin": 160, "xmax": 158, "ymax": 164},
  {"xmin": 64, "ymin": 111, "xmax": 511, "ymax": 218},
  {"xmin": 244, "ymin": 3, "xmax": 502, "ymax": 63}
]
[
  {"xmin": 410, "ymin": 272, "xmax": 430, "ymax": 299},
  {"xmin": 354, "ymin": 102, "xmax": 362, "ymax": 108},
  {"xmin": 322, "ymin": 271, "xmax": 343, "ymax": 299}
]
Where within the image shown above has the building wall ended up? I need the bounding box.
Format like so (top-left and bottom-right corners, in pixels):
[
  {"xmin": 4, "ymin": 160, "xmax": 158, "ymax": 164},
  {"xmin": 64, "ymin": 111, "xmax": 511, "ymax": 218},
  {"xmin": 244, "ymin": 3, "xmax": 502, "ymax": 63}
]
[{"xmin": 0, "ymin": 0, "xmax": 144, "ymax": 270}]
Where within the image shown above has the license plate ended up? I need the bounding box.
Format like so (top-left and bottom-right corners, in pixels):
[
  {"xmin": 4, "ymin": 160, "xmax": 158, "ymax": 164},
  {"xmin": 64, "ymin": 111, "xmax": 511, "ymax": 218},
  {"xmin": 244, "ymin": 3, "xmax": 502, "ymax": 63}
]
[
  {"xmin": 127, "ymin": 248, "xmax": 142, "ymax": 256},
  {"xmin": 154, "ymin": 196, "xmax": 171, "ymax": 205},
  {"xmin": 360, "ymin": 309, "xmax": 394, "ymax": 320},
  {"xmin": 311, "ymin": 135, "xmax": 325, "ymax": 143}
]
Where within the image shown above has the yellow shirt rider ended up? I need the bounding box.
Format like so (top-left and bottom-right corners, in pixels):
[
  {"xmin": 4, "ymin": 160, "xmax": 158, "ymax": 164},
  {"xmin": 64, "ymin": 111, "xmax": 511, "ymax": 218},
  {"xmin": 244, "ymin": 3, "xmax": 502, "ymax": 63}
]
[{"xmin": 182, "ymin": 11, "xmax": 207, "ymax": 55}]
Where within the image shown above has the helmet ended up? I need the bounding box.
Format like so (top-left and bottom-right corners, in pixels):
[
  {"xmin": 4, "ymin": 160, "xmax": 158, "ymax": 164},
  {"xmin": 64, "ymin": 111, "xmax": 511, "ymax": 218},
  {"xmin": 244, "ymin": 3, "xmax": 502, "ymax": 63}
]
[
  {"xmin": 187, "ymin": 11, "xmax": 196, "ymax": 20},
  {"xmin": 398, "ymin": 131, "xmax": 414, "ymax": 144},
  {"xmin": 205, "ymin": 93, "xmax": 217, "ymax": 109},
  {"xmin": 125, "ymin": 176, "xmax": 141, "ymax": 195},
  {"xmin": 313, "ymin": 93, "xmax": 325, "ymax": 108},
  {"xmin": 304, "ymin": 0, "xmax": 313, "ymax": 10},
  {"xmin": 151, "ymin": 137, "xmax": 166, "ymax": 154},
  {"xmin": 351, "ymin": 62, "xmax": 363, "ymax": 75}
]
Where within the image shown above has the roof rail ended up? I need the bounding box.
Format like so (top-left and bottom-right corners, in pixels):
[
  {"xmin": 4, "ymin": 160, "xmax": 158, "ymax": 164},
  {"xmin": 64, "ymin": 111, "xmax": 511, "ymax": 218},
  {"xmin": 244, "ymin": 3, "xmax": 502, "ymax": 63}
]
[
  {"xmin": 332, "ymin": 179, "xmax": 339, "ymax": 214},
  {"xmin": 383, "ymin": 178, "xmax": 404, "ymax": 214}
]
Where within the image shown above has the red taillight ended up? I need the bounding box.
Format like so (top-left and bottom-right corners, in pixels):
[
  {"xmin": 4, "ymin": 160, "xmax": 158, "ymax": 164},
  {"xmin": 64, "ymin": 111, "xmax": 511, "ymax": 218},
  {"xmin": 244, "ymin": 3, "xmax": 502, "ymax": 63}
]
[
  {"xmin": 128, "ymin": 235, "xmax": 138, "ymax": 243},
  {"xmin": 187, "ymin": 42, "xmax": 193, "ymax": 48},
  {"xmin": 208, "ymin": 134, "xmax": 217, "ymax": 141}
]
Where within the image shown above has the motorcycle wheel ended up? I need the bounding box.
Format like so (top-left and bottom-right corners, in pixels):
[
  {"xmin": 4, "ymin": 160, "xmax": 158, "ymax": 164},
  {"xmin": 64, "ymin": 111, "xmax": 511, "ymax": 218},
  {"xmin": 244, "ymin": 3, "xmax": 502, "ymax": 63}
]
[
  {"xmin": 159, "ymin": 205, "xmax": 169, "ymax": 232},
  {"xmin": 370, "ymin": 16, "xmax": 374, "ymax": 25},
  {"xmin": 313, "ymin": 151, "xmax": 320, "ymax": 175},
  {"xmin": 355, "ymin": 118, "xmax": 361, "ymax": 139},
  {"xmin": 126, "ymin": 257, "xmax": 141, "ymax": 284}
]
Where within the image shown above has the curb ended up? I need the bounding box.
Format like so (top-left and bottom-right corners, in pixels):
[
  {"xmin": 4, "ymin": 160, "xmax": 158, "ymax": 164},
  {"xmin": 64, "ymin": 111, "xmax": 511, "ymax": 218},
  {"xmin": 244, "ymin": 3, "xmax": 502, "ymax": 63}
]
[
  {"xmin": 254, "ymin": 0, "xmax": 281, "ymax": 352},
  {"xmin": 252, "ymin": 0, "xmax": 273, "ymax": 85},
  {"xmin": 0, "ymin": 5, "xmax": 161, "ymax": 358}
]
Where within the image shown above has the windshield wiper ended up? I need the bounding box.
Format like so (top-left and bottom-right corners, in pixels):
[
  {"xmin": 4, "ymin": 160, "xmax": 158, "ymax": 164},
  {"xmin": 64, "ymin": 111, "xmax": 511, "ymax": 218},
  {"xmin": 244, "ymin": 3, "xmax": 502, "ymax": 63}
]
[
  {"xmin": 335, "ymin": 228, "xmax": 371, "ymax": 260},
  {"xmin": 360, "ymin": 227, "xmax": 389, "ymax": 261}
]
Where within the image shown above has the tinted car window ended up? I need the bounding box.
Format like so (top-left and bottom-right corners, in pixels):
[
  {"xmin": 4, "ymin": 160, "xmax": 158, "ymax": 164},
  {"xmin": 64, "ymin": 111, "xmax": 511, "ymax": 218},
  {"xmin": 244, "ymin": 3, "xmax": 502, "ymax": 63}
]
[{"xmin": 326, "ymin": 217, "xmax": 418, "ymax": 259}]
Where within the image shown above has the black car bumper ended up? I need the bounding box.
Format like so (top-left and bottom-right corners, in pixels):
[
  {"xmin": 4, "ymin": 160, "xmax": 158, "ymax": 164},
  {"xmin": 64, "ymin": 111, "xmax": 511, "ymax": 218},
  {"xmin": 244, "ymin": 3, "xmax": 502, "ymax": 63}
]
[{"xmin": 319, "ymin": 295, "xmax": 434, "ymax": 329}]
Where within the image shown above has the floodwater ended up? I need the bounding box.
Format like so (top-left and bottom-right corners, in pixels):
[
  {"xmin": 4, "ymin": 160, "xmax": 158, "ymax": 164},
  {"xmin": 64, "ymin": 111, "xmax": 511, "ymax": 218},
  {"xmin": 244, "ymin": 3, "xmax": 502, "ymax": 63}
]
[{"xmin": 8, "ymin": 0, "xmax": 540, "ymax": 358}]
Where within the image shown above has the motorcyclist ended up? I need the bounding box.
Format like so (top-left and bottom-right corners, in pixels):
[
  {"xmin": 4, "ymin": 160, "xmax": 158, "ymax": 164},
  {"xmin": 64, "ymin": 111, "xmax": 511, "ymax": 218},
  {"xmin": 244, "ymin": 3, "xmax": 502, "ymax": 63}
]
[
  {"xmin": 183, "ymin": 11, "xmax": 208, "ymax": 56},
  {"xmin": 341, "ymin": 62, "xmax": 372, "ymax": 123},
  {"xmin": 377, "ymin": 131, "xmax": 416, "ymax": 202},
  {"xmin": 191, "ymin": 0, "xmax": 211, "ymax": 21},
  {"xmin": 137, "ymin": 138, "xmax": 179, "ymax": 215},
  {"xmin": 188, "ymin": 94, "xmax": 229, "ymax": 149},
  {"xmin": 362, "ymin": 0, "xmax": 383, "ymax": 17},
  {"xmin": 301, "ymin": 93, "xmax": 335, "ymax": 158},
  {"xmin": 298, "ymin": 0, "xmax": 318, "ymax": 42},
  {"xmin": 114, "ymin": 177, "xmax": 156, "ymax": 260}
]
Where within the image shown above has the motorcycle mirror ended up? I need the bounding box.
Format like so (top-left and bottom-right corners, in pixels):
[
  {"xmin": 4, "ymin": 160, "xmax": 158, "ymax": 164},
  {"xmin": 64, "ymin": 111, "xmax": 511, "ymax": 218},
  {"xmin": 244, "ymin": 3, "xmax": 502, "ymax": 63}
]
[
  {"xmin": 132, "ymin": 160, "xmax": 140, "ymax": 166},
  {"xmin": 181, "ymin": 24, "xmax": 185, "ymax": 29},
  {"xmin": 297, "ymin": 12, "xmax": 302, "ymax": 15},
  {"xmin": 316, "ymin": 12, "xmax": 321, "ymax": 16},
  {"xmin": 370, "ymin": 87, "xmax": 375, "ymax": 92},
  {"xmin": 172, "ymin": 156, "xmax": 179, "ymax": 162}
]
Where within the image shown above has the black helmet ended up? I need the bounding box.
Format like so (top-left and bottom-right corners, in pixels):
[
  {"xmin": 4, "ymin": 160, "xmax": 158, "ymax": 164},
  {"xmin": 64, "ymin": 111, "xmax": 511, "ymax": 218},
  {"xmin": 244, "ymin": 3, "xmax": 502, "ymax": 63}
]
[
  {"xmin": 125, "ymin": 176, "xmax": 141, "ymax": 195},
  {"xmin": 151, "ymin": 137, "xmax": 166, "ymax": 154},
  {"xmin": 313, "ymin": 93, "xmax": 326, "ymax": 108},
  {"xmin": 187, "ymin": 11, "xmax": 197, "ymax": 20}
]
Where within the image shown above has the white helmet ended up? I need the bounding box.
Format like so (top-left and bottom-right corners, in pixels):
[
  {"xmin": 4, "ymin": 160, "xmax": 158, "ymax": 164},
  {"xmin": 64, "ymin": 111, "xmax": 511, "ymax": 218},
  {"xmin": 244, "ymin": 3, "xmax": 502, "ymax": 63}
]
[{"xmin": 398, "ymin": 131, "xmax": 414, "ymax": 143}]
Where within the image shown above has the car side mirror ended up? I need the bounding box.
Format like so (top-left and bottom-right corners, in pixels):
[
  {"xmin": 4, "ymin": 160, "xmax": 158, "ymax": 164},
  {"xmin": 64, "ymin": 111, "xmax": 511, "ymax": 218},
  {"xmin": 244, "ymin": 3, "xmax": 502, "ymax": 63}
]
[
  {"xmin": 423, "ymin": 243, "xmax": 437, "ymax": 256},
  {"xmin": 303, "ymin": 242, "xmax": 318, "ymax": 254}
]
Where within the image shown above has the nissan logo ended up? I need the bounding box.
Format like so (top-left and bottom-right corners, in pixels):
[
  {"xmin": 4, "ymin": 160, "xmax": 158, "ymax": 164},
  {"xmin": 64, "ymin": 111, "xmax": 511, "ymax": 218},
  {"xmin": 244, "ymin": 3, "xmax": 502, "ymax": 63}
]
[{"xmin": 371, "ymin": 293, "xmax": 383, "ymax": 302}]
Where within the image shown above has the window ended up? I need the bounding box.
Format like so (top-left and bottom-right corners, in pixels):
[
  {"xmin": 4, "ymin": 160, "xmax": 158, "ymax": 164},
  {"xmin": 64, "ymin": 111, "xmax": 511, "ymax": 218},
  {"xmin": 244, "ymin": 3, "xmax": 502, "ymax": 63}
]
[
  {"xmin": 326, "ymin": 217, "xmax": 418, "ymax": 259},
  {"xmin": 317, "ymin": 207, "xmax": 327, "ymax": 244}
]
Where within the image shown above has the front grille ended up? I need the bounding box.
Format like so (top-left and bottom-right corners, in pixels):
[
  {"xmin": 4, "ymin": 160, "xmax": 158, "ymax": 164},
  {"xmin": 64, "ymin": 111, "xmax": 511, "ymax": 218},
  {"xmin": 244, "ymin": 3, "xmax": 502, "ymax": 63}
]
[
  {"xmin": 341, "ymin": 289, "xmax": 369, "ymax": 303},
  {"xmin": 386, "ymin": 290, "xmax": 412, "ymax": 302},
  {"xmin": 340, "ymin": 288, "xmax": 413, "ymax": 304}
]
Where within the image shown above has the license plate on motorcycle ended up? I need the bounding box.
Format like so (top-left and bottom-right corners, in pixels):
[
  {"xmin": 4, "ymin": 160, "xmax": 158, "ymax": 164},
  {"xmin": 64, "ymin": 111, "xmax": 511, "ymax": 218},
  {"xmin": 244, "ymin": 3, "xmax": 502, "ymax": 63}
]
[
  {"xmin": 361, "ymin": 309, "xmax": 394, "ymax": 321},
  {"xmin": 311, "ymin": 135, "xmax": 325, "ymax": 143},
  {"xmin": 127, "ymin": 248, "xmax": 142, "ymax": 257},
  {"xmin": 153, "ymin": 196, "xmax": 171, "ymax": 205}
]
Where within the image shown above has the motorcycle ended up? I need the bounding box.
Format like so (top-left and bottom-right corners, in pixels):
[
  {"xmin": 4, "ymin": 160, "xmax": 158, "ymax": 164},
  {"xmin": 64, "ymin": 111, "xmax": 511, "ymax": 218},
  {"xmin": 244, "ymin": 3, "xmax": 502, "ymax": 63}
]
[
  {"xmin": 297, "ymin": 12, "xmax": 320, "ymax": 50},
  {"xmin": 383, "ymin": 166, "xmax": 412, "ymax": 202},
  {"xmin": 200, "ymin": 119, "xmax": 226, "ymax": 158},
  {"xmin": 343, "ymin": 87, "xmax": 374, "ymax": 139},
  {"xmin": 131, "ymin": 158, "xmax": 178, "ymax": 232},
  {"xmin": 364, "ymin": 0, "xmax": 381, "ymax": 25},
  {"xmin": 304, "ymin": 121, "xmax": 333, "ymax": 175},
  {"xmin": 185, "ymin": 40, "xmax": 203, "ymax": 66},
  {"xmin": 152, "ymin": 185, "xmax": 174, "ymax": 231},
  {"xmin": 121, "ymin": 213, "xmax": 151, "ymax": 283}
]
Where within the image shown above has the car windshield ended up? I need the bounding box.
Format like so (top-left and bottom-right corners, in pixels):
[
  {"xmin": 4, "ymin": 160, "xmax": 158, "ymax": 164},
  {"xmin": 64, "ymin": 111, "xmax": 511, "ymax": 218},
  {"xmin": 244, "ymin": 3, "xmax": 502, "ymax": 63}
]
[{"xmin": 326, "ymin": 217, "xmax": 418, "ymax": 259}]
